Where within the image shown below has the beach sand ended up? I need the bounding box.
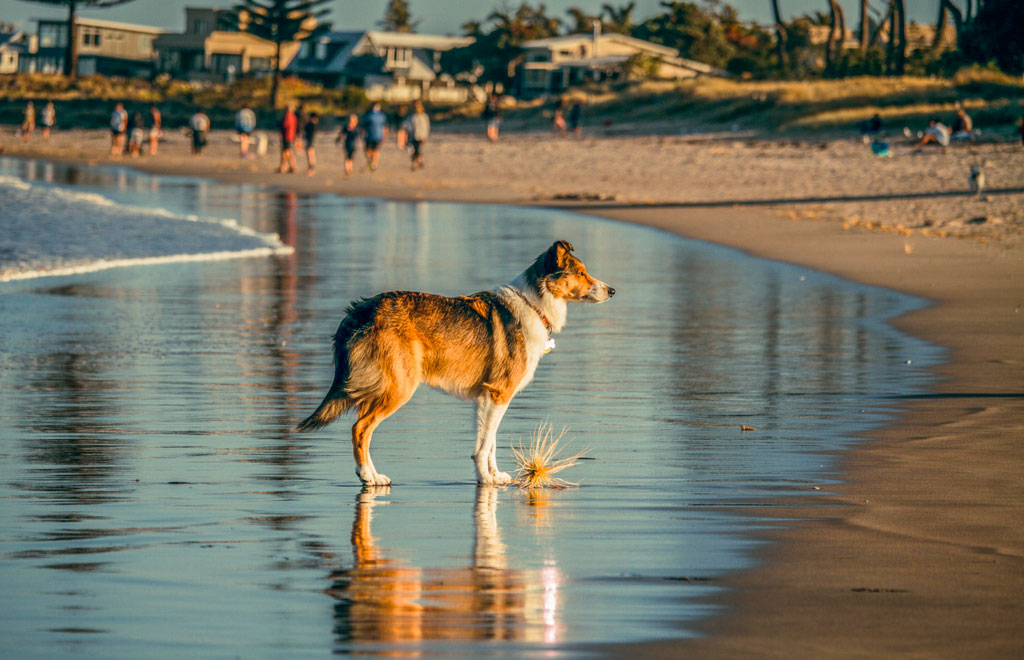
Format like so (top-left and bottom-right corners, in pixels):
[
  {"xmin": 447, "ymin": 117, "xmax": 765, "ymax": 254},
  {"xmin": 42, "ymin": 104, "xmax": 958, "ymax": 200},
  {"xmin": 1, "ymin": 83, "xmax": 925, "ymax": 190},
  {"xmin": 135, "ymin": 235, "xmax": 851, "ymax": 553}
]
[{"xmin": 4, "ymin": 127, "xmax": 1022, "ymax": 657}]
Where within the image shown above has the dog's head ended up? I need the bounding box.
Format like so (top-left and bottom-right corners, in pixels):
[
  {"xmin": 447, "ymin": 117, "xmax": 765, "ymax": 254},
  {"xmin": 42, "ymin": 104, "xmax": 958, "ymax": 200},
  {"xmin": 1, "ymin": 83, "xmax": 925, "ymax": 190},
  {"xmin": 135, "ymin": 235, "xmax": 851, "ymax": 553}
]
[{"xmin": 531, "ymin": 240, "xmax": 615, "ymax": 303}]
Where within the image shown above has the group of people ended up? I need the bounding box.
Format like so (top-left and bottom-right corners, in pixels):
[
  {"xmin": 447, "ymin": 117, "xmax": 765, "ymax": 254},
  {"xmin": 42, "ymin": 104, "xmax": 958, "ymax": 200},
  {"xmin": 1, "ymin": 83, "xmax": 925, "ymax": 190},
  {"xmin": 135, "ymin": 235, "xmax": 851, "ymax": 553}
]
[
  {"xmin": 275, "ymin": 100, "xmax": 431, "ymax": 176},
  {"xmin": 915, "ymin": 108, "xmax": 978, "ymax": 148},
  {"xmin": 19, "ymin": 101, "xmax": 56, "ymax": 141},
  {"xmin": 110, "ymin": 103, "xmax": 162, "ymax": 157}
]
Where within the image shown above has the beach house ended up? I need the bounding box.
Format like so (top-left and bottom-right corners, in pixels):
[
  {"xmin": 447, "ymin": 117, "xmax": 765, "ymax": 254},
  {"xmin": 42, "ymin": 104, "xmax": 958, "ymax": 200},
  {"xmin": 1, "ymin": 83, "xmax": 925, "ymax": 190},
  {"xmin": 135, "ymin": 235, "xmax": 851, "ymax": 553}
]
[
  {"xmin": 19, "ymin": 17, "xmax": 164, "ymax": 77},
  {"xmin": 0, "ymin": 30, "xmax": 33, "ymax": 74},
  {"xmin": 517, "ymin": 27, "xmax": 717, "ymax": 97},
  {"xmin": 153, "ymin": 7, "xmax": 296, "ymax": 82},
  {"xmin": 286, "ymin": 31, "xmax": 474, "ymax": 103}
]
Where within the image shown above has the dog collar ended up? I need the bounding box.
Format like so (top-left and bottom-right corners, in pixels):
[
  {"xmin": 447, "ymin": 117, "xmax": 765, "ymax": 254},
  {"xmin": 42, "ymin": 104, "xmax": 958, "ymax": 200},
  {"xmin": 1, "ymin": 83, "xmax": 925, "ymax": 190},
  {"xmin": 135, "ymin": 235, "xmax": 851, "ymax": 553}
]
[{"xmin": 512, "ymin": 290, "xmax": 556, "ymax": 353}]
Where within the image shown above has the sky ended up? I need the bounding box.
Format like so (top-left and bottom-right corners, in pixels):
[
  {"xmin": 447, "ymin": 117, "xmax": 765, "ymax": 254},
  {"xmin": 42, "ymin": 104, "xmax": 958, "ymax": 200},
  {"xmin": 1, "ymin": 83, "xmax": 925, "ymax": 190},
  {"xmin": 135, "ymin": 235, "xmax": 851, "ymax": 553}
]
[{"xmin": 4, "ymin": 0, "xmax": 940, "ymax": 37}]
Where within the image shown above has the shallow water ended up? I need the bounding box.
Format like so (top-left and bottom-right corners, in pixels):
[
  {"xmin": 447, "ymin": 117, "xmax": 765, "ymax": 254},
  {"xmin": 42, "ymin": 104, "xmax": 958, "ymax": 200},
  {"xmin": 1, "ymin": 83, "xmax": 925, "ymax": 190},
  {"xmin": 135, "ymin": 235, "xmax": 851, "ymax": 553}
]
[{"xmin": 0, "ymin": 158, "xmax": 942, "ymax": 658}]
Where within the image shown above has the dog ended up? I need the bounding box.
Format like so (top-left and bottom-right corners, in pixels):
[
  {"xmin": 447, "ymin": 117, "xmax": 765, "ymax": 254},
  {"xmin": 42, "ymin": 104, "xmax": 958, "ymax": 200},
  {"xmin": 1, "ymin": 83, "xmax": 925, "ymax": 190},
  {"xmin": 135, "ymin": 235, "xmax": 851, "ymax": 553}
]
[{"xmin": 295, "ymin": 240, "xmax": 614, "ymax": 486}]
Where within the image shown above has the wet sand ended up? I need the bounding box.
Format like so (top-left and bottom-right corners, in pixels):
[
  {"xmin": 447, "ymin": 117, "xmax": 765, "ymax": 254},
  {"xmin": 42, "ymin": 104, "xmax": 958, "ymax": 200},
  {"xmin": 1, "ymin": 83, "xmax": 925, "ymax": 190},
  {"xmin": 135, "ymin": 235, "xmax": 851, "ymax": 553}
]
[{"xmin": 5, "ymin": 127, "xmax": 1023, "ymax": 657}]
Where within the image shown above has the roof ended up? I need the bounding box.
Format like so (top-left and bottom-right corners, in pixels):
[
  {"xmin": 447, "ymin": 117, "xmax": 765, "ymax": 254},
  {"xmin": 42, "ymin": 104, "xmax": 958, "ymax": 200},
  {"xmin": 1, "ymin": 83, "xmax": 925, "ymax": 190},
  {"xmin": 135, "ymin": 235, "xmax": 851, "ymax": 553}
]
[
  {"xmin": 364, "ymin": 31, "xmax": 473, "ymax": 51},
  {"xmin": 522, "ymin": 32, "xmax": 678, "ymax": 59},
  {"xmin": 33, "ymin": 16, "xmax": 165, "ymax": 35}
]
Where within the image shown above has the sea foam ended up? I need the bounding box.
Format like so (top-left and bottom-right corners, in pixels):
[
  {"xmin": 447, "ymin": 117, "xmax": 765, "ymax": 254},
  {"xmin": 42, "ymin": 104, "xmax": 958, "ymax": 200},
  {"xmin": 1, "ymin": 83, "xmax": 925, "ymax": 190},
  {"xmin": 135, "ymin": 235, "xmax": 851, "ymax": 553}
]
[{"xmin": 0, "ymin": 174, "xmax": 293, "ymax": 282}]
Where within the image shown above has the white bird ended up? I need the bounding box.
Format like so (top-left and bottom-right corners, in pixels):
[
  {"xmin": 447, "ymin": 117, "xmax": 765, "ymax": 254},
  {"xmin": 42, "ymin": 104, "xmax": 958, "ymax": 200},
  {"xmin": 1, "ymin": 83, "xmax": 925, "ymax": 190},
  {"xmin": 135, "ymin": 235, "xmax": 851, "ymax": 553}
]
[{"xmin": 969, "ymin": 164, "xmax": 985, "ymax": 196}]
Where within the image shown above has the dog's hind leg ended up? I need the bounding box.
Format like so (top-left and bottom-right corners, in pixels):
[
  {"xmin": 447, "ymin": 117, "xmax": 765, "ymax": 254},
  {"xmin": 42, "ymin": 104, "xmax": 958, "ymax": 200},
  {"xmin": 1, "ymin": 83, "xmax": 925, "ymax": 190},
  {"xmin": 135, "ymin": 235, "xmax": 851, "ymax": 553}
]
[
  {"xmin": 351, "ymin": 390, "xmax": 412, "ymax": 486},
  {"xmin": 473, "ymin": 397, "xmax": 511, "ymax": 485}
]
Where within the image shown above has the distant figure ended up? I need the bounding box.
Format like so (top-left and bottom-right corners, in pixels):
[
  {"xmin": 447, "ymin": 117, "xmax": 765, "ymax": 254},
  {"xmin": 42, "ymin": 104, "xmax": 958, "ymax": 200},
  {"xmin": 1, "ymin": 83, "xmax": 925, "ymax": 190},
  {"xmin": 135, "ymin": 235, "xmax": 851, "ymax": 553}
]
[
  {"xmin": 482, "ymin": 93, "xmax": 501, "ymax": 142},
  {"xmin": 303, "ymin": 112, "xmax": 319, "ymax": 176},
  {"xmin": 362, "ymin": 102, "xmax": 388, "ymax": 172},
  {"xmin": 870, "ymin": 140, "xmax": 891, "ymax": 157},
  {"xmin": 859, "ymin": 113, "xmax": 883, "ymax": 135},
  {"xmin": 951, "ymin": 108, "xmax": 974, "ymax": 140},
  {"xmin": 568, "ymin": 101, "xmax": 582, "ymax": 137},
  {"xmin": 969, "ymin": 164, "xmax": 985, "ymax": 196},
  {"xmin": 128, "ymin": 111, "xmax": 145, "ymax": 158},
  {"xmin": 403, "ymin": 100, "xmax": 430, "ymax": 171},
  {"xmin": 335, "ymin": 113, "xmax": 360, "ymax": 176},
  {"xmin": 110, "ymin": 103, "xmax": 128, "ymax": 155},
  {"xmin": 278, "ymin": 104, "xmax": 299, "ymax": 173},
  {"xmin": 235, "ymin": 105, "xmax": 256, "ymax": 158},
  {"xmin": 149, "ymin": 106, "xmax": 162, "ymax": 156},
  {"xmin": 21, "ymin": 101, "xmax": 34, "ymax": 141},
  {"xmin": 40, "ymin": 101, "xmax": 55, "ymax": 140},
  {"xmin": 553, "ymin": 101, "xmax": 567, "ymax": 136},
  {"xmin": 915, "ymin": 118, "xmax": 950, "ymax": 148},
  {"xmin": 190, "ymin": 110, "xmax": 210, "ymax": 155},
  {"xmin": 294, "ymin": 104, "xmax": 307, "ymax": 152},
  {"xmin": 393, "ymin": 104, "xmax": 409, "ymax": 149},
  {"xmin": 1020, "ymin": 115, "xmax": 1024, "ymax": 146}
]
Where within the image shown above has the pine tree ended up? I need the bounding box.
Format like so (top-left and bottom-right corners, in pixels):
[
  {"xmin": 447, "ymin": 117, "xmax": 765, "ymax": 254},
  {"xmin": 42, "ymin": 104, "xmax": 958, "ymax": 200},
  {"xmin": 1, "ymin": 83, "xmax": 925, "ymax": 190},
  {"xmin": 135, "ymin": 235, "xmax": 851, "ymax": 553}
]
[
  {"xmin": 221, "ymin": 0, "xmax": 332, "ymax": 108},
  {"xmin": 378, "ymin": 0, "xmax": 419, "ymax": 33}
]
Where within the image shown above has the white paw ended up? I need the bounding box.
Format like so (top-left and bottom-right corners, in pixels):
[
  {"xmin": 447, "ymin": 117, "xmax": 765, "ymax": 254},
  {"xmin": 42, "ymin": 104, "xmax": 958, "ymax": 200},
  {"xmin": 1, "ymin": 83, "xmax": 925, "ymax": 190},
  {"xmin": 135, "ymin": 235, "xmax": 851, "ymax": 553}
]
[
  {"xmin": 357, "ymin": 468, "xmax": 392, "ymax": 486},
  {"xmin": 482, "ymin": 471, "xmax": 513, "ymax": 486}
]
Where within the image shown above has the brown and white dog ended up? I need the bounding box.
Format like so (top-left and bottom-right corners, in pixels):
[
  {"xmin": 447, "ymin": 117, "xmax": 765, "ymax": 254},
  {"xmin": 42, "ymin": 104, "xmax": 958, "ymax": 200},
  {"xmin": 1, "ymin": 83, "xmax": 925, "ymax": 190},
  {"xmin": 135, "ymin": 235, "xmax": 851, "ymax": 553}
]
[{"xmin": 295, "ymin": 240, "xmax": 615, "ymax": 486}]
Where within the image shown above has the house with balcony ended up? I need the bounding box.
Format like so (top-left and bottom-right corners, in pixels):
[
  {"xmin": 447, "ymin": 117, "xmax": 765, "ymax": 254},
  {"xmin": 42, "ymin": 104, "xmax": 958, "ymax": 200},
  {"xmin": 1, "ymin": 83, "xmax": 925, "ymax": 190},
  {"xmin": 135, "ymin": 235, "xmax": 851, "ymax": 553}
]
[
  {"xmin": 286, "ymin": 30, "xmax": 474, "ymax": 103},
  {"xmin": 153, "ymin": 7, "xmax": 297, "ymax": 82},
  {"xmin": 518, "ymin": 30, "xmax": 718, "ymax": 97},
  {"xmin": 19, "ymin": 17, "xmax": 163, "ymax": 77}
]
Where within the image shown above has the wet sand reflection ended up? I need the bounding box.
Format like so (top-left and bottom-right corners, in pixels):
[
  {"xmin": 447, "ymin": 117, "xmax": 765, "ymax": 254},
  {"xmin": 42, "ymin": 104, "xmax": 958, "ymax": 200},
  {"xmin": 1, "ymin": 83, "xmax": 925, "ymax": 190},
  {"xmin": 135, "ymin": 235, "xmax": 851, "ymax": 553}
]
[{"xmin": 327, "ymin": 486, "xmax": 561, "ymax": 653}]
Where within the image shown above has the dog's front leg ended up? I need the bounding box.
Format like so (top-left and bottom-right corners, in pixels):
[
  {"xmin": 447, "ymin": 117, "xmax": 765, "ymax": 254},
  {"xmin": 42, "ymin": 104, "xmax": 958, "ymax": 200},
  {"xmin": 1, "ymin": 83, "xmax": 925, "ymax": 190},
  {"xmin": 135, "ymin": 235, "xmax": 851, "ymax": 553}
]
[{"xmin": 473, "ymin": 398, "xmax": 511, "ymax": 485}]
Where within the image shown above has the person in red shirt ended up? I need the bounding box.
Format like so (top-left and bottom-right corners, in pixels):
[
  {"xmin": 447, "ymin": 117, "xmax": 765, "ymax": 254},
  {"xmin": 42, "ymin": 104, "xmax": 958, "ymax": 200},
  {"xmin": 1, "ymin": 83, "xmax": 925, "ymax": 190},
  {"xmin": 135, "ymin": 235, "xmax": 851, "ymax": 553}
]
[{"xmin": 278, "ymin": 104, "xmax": 298, "ymax": 173}]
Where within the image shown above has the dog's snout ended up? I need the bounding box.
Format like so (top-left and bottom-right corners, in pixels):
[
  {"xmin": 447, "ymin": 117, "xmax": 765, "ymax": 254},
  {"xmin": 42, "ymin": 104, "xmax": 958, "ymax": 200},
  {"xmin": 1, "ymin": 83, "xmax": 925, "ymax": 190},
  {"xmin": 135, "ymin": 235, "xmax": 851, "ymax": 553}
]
[{"xmin": 607, "ymin": 286, "xmax": 615, "ymax": 297}]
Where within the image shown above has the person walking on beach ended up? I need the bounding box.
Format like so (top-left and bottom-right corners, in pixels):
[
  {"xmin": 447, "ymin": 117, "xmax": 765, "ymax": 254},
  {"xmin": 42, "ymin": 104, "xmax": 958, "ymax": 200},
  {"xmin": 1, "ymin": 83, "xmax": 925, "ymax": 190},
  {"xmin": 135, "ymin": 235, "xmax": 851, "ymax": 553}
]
[
  {"xmin": 568, "ymin": 101, "xmax": 582, "ymax": 138},
  {"xmin": 336, "ymin": 113, "xmax": 360, "ymax": 176},
  {"xmin": 278, "ymin": 104, "xmax": 299, "ymax": 173},
  {"xmin": 149, "ymin": 106, "xmax": 162, "ymax": 156},
  {"xmin": 128, "ymin": 111, "xmax": 145, "ymax": 158},
  {"xmin": 40, "ymin": 101, "xmax": 55, "ymax": 141},
  {"xmin": 482, "ymin": 93, "xmax": 501, "ymax": 142},
  {"xmin": 236, "ymin": 105, "xmax": 256, "ymax": 158},
  {"xmin": 403, "ymin": 101, "xmax": 430, "ymax": 171},
  {"xmin": 110, "ymin": 103, "xmax": 128, "ymax": 155},
  {"xmin": 21, "ymin": 102, "xmax": 35, "ymax": 141},
  {"xmin": 190, "ymin": 109, "xmax": 210, "ymax": 155},
  {"xmin": 553, "ymin": 101, "xmax": 567, "ymax": 136},
  {"xmin": 393, "ymin": 104, "xmax": 409, "ymax": 150},
  {"xmin": 362, "ymin": 102, "xmax": 388, "ymax": 172},
  {"xmin": 303, "ymin": 112, "xmax": 319, "ymax": 176}
]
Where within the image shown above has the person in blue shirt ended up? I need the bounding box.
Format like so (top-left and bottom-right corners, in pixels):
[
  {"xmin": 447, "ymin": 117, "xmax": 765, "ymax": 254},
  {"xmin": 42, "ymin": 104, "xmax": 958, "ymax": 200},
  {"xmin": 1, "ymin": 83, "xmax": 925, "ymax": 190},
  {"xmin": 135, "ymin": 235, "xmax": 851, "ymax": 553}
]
[{"xmin": 362, "ymin": 102, "xmax": 388, "ymax": 171}]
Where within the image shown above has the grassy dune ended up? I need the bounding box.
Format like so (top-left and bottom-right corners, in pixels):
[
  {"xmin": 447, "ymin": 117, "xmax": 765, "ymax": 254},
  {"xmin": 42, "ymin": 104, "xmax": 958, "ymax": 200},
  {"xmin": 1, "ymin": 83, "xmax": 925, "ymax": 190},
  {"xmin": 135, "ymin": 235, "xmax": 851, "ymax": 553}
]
[{"xmin": 3, "ymin": 67, "xmax": 1023, "ymax": 138}]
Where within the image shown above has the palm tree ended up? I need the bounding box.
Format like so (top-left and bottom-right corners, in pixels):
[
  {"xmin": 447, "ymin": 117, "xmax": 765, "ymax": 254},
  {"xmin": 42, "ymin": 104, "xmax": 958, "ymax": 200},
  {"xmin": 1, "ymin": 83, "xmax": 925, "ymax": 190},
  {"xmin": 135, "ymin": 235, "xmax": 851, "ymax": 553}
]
[
  {"xmin": 221, "ymin": 0, "xmax": 331, "ymax": 108},
  {"xmin": 16, "ymin": 0, "xmax": 137, "ymax": 78},
  {"xmin": 769, "ymin": 0, "xmax": 788, "ymax": 71}
]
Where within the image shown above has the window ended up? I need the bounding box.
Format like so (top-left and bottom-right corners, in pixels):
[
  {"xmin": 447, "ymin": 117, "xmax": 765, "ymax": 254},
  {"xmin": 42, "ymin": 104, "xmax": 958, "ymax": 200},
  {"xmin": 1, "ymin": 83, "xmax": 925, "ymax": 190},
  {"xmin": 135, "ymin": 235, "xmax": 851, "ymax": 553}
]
[
  {"xmin": 315, "ymin": 41, "xmax": 327, "ymax": 60},
  {"xmin": 385, "ymin": 47, "xmax": 409, "ymax": 66},
  {"xmin": 299, "ymin": 42, "xmax": 310, "ymax": 58},
  {"xmin": 249, "ymin": 56, "xmax": 272, "ymax": 71},
  {"xmin": 81, "ymin": 27, "xmax": 101, "ymax": 47},
  {"xmin": 192, "ymin": 19, "xmax": 209, "ymax": 34},
  {"xmin": 39, "ymin": 24, "xmax": 67, "ymax": 49},
  {"xmin": 211, "ymin": 53, "xmax": 241, "ymax": 74}
]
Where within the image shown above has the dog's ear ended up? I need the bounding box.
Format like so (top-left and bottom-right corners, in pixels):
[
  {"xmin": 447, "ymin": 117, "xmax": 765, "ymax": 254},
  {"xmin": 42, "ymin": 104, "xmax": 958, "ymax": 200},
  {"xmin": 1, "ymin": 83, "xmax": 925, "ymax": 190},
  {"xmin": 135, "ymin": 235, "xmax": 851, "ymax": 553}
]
[{"xmin": 544, "ymin": 240, "xmax": 575, "ymax": 272}]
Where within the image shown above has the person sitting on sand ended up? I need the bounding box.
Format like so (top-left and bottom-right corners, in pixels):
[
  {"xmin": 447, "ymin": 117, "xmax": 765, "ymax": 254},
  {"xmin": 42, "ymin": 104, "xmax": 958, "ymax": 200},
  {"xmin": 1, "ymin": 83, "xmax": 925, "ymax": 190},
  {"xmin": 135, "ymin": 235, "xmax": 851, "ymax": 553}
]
[
  {"xmin": 916, "ymin": 118, "xmax": 950, "ymax": 148},
  {"xmin": 336, "ymin": 114, "xmax": 360, "ymax": 176},
  {"xmin": 951, "ymin": 108, "xmax": 974, "ymax": 141}
]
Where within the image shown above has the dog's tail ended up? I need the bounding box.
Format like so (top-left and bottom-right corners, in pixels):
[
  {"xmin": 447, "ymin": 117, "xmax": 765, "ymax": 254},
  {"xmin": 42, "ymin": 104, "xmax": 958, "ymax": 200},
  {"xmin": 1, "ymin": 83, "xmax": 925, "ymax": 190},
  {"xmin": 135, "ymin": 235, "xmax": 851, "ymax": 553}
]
[{"xmin": 294, "ymin": 312, "xmax": 363, "ymax": 432}]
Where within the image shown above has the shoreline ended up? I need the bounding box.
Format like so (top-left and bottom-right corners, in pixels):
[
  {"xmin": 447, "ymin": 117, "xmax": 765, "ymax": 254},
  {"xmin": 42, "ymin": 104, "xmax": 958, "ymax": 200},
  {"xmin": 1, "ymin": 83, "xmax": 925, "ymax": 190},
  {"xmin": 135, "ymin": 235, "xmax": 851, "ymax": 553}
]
[{"xmin": 5, "ymin": 131, "xmax": 1022, "ymax": 657}]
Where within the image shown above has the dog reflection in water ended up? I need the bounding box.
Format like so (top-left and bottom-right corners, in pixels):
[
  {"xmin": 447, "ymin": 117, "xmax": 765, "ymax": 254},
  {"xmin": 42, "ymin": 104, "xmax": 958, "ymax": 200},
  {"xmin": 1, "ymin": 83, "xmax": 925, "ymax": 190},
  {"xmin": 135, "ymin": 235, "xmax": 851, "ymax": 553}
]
[{"xmin": 326, "ymin": 486, "xmax": 561, "ymax": 647}]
